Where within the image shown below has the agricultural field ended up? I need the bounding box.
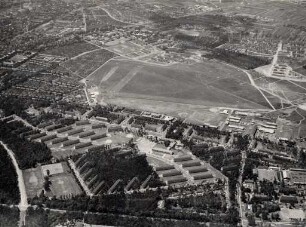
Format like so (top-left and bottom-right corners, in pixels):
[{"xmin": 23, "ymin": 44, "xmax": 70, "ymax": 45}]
[
  {"xmin": 23, "ymin": 162, "xmax": 82, "ymax": 199},
  {"xmin": 42, "ymin": 42, "xmax": 98, "ymax": 58},
  {"xmin": 61, "ymin": 48, "xmax": 116, "ymax": 78},
  {"xmin": 87, "ymin": 58, "xmax": 272, "ymax": 110}
]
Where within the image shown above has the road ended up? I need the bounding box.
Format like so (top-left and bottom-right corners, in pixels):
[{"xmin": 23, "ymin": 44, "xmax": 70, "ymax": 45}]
[
  {"xmin": 13, "ymin": 115, "xmax": 37, "ymax": 130},
  {"xmin": 81, "ymin": 80, "xmax": 93, "ymax": 106},
  {"xmin": 246, "ymin": 72, "xmax": 275, "ymax": 110},
  {"xmin": 67, "ymin": 159, "xmax": 93, "ymax": 197},
  {"xmin": 82, "ymin": 7, "xmax": 87, "ymax": 32},
  {"xmin": 218, "ymin": 61, "xmax": 276, "ymax": 110},
  {"xmin": 269, "ymin": 41, "xmax": 282, "ymax": 77},
  {"xmin": 237, "ymin": 150, "xmax": 247, "ymax": 227},
  {"xmin": 70, "ymin": 49, "xmax": 100, "ymax": 60},
  {"xmin": 219, "ymin": 109, "xmax": 233, "ymax": 132},
  {"xmin": 0, "ymin": 141, "xmax": 28, "ymax": 227}
]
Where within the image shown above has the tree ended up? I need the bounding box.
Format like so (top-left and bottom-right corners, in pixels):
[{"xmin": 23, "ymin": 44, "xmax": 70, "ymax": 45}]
[
  {"xmin": 43, "ymin": 176, "xmax": 52, "ymax": 191},
  {"xmin": 247, "ymin": 214, "xmax": 256, "ymax": 226},
  {"xmin": 262, "ymin": 210, "xmax": 269, "ymax": 220},
  {"xmin": 164, "ymin": 140, "xmax": 170, "ymax": 147},
  {"xmin": 225, "ymin": 207, "xmax": 240, "ymax": 224}
]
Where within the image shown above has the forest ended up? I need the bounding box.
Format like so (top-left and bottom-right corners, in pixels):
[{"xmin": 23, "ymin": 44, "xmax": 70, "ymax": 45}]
[
  {"xmin": 24, "ymin": 206, "xmax": 236, "ymax": 227},
  {"xmin": 205, "ymin": 49, "xmax": 271, "ymax": 70},
  {"xmin": 0, "ymin": 145, "xmax": 19, "ymax": 204},
  {"xmin": 0, "ymin": 120, "xmax": 52, "ymax": 169},
  {"xmin": 0, "ymin": 206, "xmax": 19, "ymax": 226},
  {"xmin": 72, "ymin": 149, "xmax": 160, "ymax": 188}
]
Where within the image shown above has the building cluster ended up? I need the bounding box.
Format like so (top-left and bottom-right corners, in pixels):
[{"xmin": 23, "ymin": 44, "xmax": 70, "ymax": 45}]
[
  {"xmin": 282, "ymin": 42, "xmax": 306, "ymax": 59},
  {"xmin": 44, "ymin": 19, "xmax": 84, "ymax": 37},
  {"xmin": 243, "ymin": 166, "xmax": 306, "ymax": 222},
  {"xmin": 153, "ymin": 154, "xmax": 215, "ymax": 186},
  {"xmin": 144, "ymin": 51, "xmax": 196, "ymax": 65},
  {"xmin": 1, "ymin": 69, "xmax": 85, "ymax": 104},
  {"xmin": 220, "ymin": 109, "xmax": 297, "ymax": 143},
  {"xmin": 87, "ymin": 26, "xmax": 163, "ymax": 45},
  {"xmin": 0, "ymin": 0, "xmax": 77, "ymax": 48},
  {"xmin": 85, "ymin": 26, "xmax": 180, "ymax": 63},
  {"xmin": 228, "ymin": 35, "xmax": 279, "ymax": 56},
  {"xmin": 0, "ymin": 50, "xmax": 86, "ymax": 105},
  {"xmin": 0, "ymin": 51, "xmax": 37, "ymax": 68}
]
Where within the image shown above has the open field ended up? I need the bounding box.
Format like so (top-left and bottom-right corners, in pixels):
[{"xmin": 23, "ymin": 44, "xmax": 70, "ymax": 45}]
[
  {"xmin": 292, "ymin": 81, "xmax": 306, "ymax": 90},
  {"xmin": 105, "ymin": 41, "xmax": 154, "ymax": 58},
  {"xmin": 260, "ymin": 90, "xmax": 282, "ymax": 110},
  {"xmin": 23, "ymin": 167, "xmax": 44, "ymax": 198},
  {"xmin": 61, "ymin": 48, "xmax": 116, "ymax": 78},
  {"xmin": 49, "ymin": 162, "xmax": 82, "ymax": 197},
  {"xmin": 253, "ymin": 75, "xmax": 306, "ymax": 105},
  {"xmin": 23, "ymin": 162, "xmax": 82, "ymax": 198},
  {"xmin": 295, "ymin": 67, "xmax": 306, "ymax": 77},
  {"xmin": 184, "ymin": 110, "xmax": 228, "ymax": 127},
  {"xmin": 87, "ymin": 58, "xmax": 271, "ymax": 110},
  {"xmin": 92, "ymin": 132, "xmax": 132, "ymax": 146}
]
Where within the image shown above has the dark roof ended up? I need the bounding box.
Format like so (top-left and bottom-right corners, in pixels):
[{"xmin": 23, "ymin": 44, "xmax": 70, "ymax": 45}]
[{"xmin": 280, "ymin": 195, "xmax": 298, "ymax": 204}]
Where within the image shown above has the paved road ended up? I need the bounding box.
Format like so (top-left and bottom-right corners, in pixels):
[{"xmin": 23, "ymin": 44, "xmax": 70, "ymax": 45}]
[
  {"xmin": 68, "ymin": 159, "xmax": 93, "ymax": 197},
  {"xmin": 269, "ymin": 41, "xmax": 282, "ymax": 77},
  {"xmin": 237, "ymin": 150, "xmax": 247, "ymax": 227},
  {"xmin": 0, "ymin": 141, "xmax": 28, "ymax": 227}
]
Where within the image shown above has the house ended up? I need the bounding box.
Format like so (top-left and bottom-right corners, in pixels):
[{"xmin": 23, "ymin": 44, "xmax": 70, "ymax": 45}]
[
  {"xmin": 152, "ymin": 143, "xmax": 173, "ymax": 155},
  {"xmin": 252, "ymin": 194, "xmax": 270, "ymax": 202},
  {"xmin": 228, "ymin": 124, "xmax": 244, "ymax": 130},
  {"xmin": 95, "ymin": 116, "xmax": 108, "ymax": 122},
  {"xmin": 124, "ymin": 177, "xmax": 140, "ymax": 191},
  {"xmin": 131, "ymin": 123, "xmax": 142, "ymax": 130},
  {"xmin": 0, "ymin": 109, "xmax": 4, "ymax": 118},
  {"xmin": 279, "ymin": 208, "xmax": 305, "ymax": 222},
  {"xmin": 108, "ymin": 125, "xmax": 123, "ymax": 133},
  {"xmin": 220, "ymin": 109, "xmax": 229, "ymax": 114},
  {"xmin": 279, "ymin": 195, "xmax": 298, "ymax": 204},
  {"xmin": 107, "ymin": 179, "xmax": 123, "ymax": 194},
  {"xmin": 257, "ymin": 126, "xmax": 275, "ymax": 134},
  {"xmin": 243, "ymin": 179, "xmax": 255, "ymax": 191}
]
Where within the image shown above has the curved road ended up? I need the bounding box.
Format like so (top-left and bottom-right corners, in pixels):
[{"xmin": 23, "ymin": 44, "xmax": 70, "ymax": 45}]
[{"xmin": 0, "ymin": 141, "xmax": 28, "ymax": 227}]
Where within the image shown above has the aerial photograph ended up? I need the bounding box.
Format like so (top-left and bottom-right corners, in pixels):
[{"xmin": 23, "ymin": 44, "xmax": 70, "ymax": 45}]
[{"xmin": 1, "ymin": 0, "xmax": 306, "ymax": 226}]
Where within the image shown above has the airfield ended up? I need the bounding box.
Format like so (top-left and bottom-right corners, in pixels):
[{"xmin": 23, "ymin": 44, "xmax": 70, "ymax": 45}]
[{"xmin": 85, "ymin": 58, "xmax": 272, "ymax": 118}]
